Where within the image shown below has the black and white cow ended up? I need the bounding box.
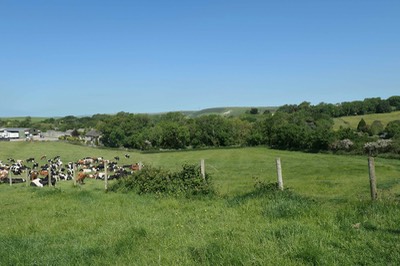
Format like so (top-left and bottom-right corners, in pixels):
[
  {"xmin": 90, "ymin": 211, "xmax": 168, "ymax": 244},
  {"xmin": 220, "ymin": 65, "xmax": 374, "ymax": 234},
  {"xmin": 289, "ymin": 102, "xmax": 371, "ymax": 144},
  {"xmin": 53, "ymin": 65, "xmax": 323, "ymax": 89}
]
[{"xmin": 30, "ymin": 177, "xmax": 56, "ymax": 187}]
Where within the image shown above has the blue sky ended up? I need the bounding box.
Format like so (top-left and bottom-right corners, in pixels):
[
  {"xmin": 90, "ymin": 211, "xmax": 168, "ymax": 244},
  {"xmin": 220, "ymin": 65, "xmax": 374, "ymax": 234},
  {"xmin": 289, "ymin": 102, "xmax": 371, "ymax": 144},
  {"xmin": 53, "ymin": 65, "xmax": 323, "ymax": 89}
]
[{"xmin": 1, "ymin": 0, "xmax": 399, "ymax": 117}]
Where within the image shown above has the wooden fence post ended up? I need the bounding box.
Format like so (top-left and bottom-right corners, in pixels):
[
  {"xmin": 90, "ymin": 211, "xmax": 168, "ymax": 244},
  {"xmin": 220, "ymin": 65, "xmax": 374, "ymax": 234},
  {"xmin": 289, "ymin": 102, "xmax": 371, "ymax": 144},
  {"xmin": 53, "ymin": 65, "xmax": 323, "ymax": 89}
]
[
  {"xmin": 368, "ymin": 156, "xmax": 377, "ymax": 200},
  {"xmin": 104, "ymin": 160, "xmax": 108, "ymax": 191},
  {"xmin": 26, "ymin": 170, "xmax": 29, "ymax": 187},
  {"xmin": 73, "ymin": 163, "xmax": 77, "ymax": 187},
  {"xmin": 48, "ymin": 167, "xmax": 52, "ymax": 187},
  {"xmin": 9, "ymin": 169, "xmax": 12, "ymax": 186},
  {"xmin": 200, "ymin": 159, "xmax": 205, "ymax": 180},
  {"xmin": 276, "ymin": 157, "xmax": 284, "ymax": 191}
]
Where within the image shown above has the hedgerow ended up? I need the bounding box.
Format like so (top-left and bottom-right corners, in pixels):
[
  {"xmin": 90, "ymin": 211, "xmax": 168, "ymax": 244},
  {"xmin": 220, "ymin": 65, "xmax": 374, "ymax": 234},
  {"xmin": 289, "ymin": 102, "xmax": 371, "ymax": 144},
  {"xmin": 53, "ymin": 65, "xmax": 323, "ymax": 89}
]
[{"xmin": 109, "ymin": 164, "xmax": 215, "ymax": 197}]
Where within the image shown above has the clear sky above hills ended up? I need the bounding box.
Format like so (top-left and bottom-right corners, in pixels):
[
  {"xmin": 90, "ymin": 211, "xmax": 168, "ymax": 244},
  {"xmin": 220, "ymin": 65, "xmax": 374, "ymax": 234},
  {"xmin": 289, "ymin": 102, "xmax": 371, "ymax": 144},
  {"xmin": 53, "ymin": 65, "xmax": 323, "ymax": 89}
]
[{"xmin": 1, "ymin": 0, "xmax": 399, "ymax": 117}]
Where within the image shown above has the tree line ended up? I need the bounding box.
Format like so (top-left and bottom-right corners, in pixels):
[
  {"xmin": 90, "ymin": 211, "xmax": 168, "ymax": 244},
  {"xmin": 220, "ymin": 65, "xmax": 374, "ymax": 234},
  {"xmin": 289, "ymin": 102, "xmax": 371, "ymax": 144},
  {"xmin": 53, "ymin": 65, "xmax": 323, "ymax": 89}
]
[{"xmin": 1, "ymin": 96, "xmax": 400, "ymax": 156}]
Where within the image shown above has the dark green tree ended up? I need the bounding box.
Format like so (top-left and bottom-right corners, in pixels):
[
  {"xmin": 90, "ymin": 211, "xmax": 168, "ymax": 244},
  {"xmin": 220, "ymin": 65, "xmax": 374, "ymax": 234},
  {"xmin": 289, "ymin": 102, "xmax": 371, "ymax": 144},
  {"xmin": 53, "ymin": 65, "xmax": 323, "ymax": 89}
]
[
  {"xmin": 249, "ymin": 108, "xmax": 259, "ymax": 115},
  {"xmin": 388, "ymin": 96, "xmax": 400, "ymax": 110},
  {"xmin": 357, "ymin": 118, "xmax": 368, "ymax": 133},
  {"xmin": 376, "ymin": 100, "xmax": 392, "ymax": 113},
  {"xmin": 18, "ymin": 117, "xmax": 32, "ymax": 127},
  {"xmin": 71, "ymin": 129, "xmax": 80, "ymax": 138}
]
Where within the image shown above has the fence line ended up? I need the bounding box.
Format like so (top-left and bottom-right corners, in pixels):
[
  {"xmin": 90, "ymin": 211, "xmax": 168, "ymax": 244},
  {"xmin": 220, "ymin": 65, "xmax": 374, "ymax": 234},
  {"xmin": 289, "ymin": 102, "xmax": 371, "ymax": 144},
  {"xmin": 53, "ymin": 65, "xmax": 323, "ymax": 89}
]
[{"xmin": 0, "ymin": 156, "xmax": 386, "ymax": 200}]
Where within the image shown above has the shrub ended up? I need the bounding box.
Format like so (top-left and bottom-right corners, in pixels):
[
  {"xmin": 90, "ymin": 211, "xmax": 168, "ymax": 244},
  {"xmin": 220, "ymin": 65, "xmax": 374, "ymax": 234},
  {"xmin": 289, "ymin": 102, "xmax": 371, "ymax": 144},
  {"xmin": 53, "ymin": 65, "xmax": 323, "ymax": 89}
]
[
  {"xmin": 330, "ymin": 139, "xmax": 354, "ymax": 151},
  {"xmin": 364, "ymin": 139, "xmax": 392, "ymax": 156},
  {"xmin": 109, "ymin": 164, "xmax": 215, "ymax": 196},
  {"xmin": 369, "ymin": 120, "xmax": 384, "ymax": 136}
]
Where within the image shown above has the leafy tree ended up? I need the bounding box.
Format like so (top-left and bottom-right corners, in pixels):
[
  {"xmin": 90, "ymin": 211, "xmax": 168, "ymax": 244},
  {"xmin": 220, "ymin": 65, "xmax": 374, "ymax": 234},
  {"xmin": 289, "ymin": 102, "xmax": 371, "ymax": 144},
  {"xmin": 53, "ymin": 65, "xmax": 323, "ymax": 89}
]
[
  {"xmin": 158, "ymin": 112, "xmax": 187, "ymax": 123},
  {"xmin": 249, "ymin": 108, "xmax": 259, "ymax": 115},
  {"xmin": 98, "ymin": 114, "xmax": 128, "ymax": 147},
  {"xmin": 310, "ymin": 117, "xmax": 335, "ymax": 151},
  {"xmin": 263, "ymin": 109, "xmax": 271, "ymax": 115},
  {"xmin": 388, "ymin": 96, "xmax": 400, "ymax": 110},
  {"xmin": 314, "ymin": 102, "xmax": 340, "ymax": 117},
  {"xmin": 157, "ymin": 121, "xmax": 190, "ymax": 149},
  {"xmin": 246, "ymin": 120, "xmax": 265, "ymax": 146},
  {"xmin": 276, "ymin": 104, "xmax": 298, "ymax": 113},
  {"xmin": 335, "ymin": 127, "xmax": 357, "ymax": 141},
  {"xmin": 298, "ymin": 101, "xmax": 311, "ymax": 111},
  {"xmin": 227, "ymin": 117, "xmax": 252, "ymax": 146},
  {"xmin": 261, "ymin": 109, "xmax": 334, "ymax": 151},
  {"xmin": 18, "ymin": 117, "xmax": 32, "ymax": 127},
  {"xmin": 191, "ymin": 115, "xmax": 231, "ymax": 147},
  {"xmin": 363, "ymin": 97, "xmax": 381, "ymax": 113},
  {"xmin": 376, "ymin": 100, "xmax": 392, "ymax": 113}
]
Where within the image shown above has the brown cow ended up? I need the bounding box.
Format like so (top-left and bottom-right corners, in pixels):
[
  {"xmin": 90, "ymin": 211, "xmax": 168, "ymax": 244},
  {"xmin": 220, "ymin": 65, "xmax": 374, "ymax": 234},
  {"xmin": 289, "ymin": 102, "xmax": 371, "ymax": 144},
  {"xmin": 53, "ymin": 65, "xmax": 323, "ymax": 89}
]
[
  {"xmin": 131, "ymin": 162, "xmax": 143, "ymax": 171},
  {"xmin": 39, "ymin": 170, "xmax": 49, "ymax": 177},
  {"xmin": 76, "ymin": 172, "xmax": 88, "ymax": 184},
  {"xmin": 29, "ymin": 170, "xmax": 39, "ymax": 180},
  {"xmin": 0, "ymin": 169, "xmax": 9, "ymax": 180}
]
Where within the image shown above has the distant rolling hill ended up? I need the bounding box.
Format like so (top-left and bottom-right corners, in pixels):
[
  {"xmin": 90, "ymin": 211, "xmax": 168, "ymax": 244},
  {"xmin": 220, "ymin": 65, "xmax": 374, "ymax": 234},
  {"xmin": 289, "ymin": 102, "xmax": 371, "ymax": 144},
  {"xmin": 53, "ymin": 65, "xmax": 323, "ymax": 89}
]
[
  {"xmin": 182, "ymin": 106, "xmax": 277, "ymax": 118},
  {"xmin": 0, "ymin": 107, "xmax": 276, "ymax": 121},
  {"xmin": 0, "ymin": 107, "xmax": 278, "ymax": 120}
]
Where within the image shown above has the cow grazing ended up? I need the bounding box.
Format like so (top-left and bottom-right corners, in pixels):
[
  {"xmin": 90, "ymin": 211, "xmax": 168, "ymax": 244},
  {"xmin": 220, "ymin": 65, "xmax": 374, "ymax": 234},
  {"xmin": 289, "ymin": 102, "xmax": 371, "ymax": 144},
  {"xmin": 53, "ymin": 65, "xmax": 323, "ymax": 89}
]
[
  {"xmin": 94, "ymin": 172, "xmax": 107, "ymax": 180},
  {"xmin": 114, "ymin": 156, "xmax": 120, "ymax": 161},
  {"xmin": 40, "ymin": 155, "xmax": 47, "ymax": 160},
  {"xmin": 124, "ymin": 154, "xmax": 130, "ymax": 159},
  {"xmin": 29, "ymin": 170, "xmax": 39, "ymax": 180},
  {"xmin": 131, "ymin": 162, "xmax": 144, "ymax": 171},
  {"xmin": 10, "ymin": 164, "xmax": 23, "ymax": 175},
  {"xmin": 58, "ymin": 173, "xmax": 72, "ymax": 181},
  {"xmin": 76, "ymin": 172, "xmax": 88, "ymax": 184},
  {"xmin": 30, "ymin": 177, "xmax": 56, "ymax": 187},
  {"xmin": 79, "ymin": 168, "xmax": 94, "ymax": 174},
  {"xmin": 30, "ymin": 178, "xmax": 44, "ymax": 187},
  {"xmin": 0, "ymin": 169, "xmax": 9, "ymax": 180},
  {"xmin": 26, "ymin": 157, "xmax": 35, "ymax": 163},
  {"xmin": 39, "ymin": 169, "xmax": 49, "ymax": 177}
]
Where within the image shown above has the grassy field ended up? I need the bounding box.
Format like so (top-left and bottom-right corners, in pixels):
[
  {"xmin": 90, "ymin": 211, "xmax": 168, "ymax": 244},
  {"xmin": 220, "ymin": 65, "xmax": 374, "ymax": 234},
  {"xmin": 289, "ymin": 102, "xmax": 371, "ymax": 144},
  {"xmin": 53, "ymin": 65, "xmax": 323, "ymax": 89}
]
[
  {"xmin": 1, "ymin": 142, "xmax": 400, "ymax": 265},
  {"xmin": 333, "ymin": 110, "xmax": 400, "ymax": 130}
]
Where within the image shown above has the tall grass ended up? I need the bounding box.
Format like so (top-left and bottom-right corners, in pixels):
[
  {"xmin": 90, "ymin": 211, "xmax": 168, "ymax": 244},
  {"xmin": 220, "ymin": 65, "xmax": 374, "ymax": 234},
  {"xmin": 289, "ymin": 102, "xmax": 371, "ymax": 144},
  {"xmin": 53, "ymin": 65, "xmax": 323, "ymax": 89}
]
[{"xmin": 1, "ymin": 142, "xmax": 400, "ymax": 265}]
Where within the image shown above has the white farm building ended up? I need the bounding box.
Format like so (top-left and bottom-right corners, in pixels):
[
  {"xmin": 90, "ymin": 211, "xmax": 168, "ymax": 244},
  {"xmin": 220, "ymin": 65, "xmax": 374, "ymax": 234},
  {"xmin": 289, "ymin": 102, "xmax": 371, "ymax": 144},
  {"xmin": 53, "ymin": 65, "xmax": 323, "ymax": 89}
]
[{"xmin": 0, "ymin": 128, "xmax": 30, "ymax": 139}]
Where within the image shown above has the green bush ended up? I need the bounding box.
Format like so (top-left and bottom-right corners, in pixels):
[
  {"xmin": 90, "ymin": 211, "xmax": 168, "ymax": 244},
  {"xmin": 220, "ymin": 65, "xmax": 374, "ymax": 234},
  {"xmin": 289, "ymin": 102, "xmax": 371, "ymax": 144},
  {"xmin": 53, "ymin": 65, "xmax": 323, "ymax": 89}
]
[{"xmin": 110, "ymin": 164, "xmax": 215, "ymax": 196}]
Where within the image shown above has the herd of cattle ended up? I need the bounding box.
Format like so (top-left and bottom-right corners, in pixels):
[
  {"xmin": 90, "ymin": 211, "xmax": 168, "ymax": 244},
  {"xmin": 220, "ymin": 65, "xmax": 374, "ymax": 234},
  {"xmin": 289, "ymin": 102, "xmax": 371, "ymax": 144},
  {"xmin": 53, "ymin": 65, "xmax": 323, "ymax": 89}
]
[{"xmin": 0, "ymin": 154, "xmax": 143, "ymax": 187}]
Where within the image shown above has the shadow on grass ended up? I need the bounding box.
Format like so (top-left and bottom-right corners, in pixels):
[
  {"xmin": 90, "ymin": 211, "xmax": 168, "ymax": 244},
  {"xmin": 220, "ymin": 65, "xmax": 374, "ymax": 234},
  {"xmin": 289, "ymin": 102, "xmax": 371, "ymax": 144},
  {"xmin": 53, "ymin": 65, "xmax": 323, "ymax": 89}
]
[
  {"xmin": 226, "ymin": 181, "xmax": 280, "ymax": 207},
  {"xmin": 226, "ymin": 180, "xmax": 318, "ymax": 220}
]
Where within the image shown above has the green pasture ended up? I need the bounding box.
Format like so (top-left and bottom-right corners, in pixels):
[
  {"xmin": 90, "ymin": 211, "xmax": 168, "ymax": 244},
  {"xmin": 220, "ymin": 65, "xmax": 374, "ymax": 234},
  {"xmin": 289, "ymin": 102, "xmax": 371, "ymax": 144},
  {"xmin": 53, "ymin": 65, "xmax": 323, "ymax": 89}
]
[
  {"xmin": 1, "ymin": 142, "xmax": 400, "ymax": 265},
  {"xmin": 333, "ymin": 110, "xmax": 400, "ymax": 130}
]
